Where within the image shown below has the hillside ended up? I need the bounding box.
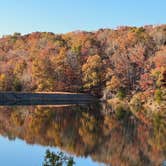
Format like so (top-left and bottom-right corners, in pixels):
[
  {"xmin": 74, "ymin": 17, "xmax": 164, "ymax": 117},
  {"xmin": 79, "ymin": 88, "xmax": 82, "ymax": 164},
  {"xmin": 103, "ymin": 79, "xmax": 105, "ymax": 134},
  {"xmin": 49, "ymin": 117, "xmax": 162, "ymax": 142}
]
[{"xmin": 0, "ymin": 25, "xmax": 165, "ymax": 110}]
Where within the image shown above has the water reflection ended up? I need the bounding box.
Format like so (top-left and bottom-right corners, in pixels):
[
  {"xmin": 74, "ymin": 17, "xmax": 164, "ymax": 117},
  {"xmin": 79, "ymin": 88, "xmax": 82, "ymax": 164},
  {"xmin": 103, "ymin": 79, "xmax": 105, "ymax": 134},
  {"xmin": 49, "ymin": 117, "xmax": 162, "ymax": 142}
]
[{"xmin": 0, "ymin": 104, "xmax": 165, "ymax": 166}]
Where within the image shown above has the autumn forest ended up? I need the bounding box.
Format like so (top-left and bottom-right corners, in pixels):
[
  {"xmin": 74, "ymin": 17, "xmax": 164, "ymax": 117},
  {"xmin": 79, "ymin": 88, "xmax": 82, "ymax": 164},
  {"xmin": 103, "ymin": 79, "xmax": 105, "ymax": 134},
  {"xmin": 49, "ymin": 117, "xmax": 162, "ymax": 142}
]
[{"xmin": 0, "ymin": 25, "xmax": 166, "ymax": 112}]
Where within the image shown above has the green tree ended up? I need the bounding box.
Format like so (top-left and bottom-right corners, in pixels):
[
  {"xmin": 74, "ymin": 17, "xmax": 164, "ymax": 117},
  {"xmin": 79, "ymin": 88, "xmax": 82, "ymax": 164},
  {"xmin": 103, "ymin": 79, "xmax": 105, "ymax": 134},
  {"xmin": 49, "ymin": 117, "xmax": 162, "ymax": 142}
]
[{"xmin": 43, "ymin": 149, "xmax": 75, "ymax": 166}]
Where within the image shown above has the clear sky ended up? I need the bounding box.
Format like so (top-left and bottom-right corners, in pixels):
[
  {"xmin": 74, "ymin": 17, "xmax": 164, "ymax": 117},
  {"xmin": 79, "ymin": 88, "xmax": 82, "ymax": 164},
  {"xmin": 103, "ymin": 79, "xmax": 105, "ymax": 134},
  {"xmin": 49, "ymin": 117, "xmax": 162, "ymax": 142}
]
[{"xmin": 0, "ymin": 0, "xmax": 165, "ymax": 36}]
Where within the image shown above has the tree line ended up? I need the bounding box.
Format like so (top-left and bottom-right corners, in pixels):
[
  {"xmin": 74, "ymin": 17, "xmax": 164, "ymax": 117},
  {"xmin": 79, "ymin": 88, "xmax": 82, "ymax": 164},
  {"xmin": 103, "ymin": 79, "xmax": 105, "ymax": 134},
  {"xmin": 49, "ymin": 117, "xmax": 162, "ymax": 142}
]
[{"xmin": 0, "ymin": 25, "xmax": 165, "ymax": 101}]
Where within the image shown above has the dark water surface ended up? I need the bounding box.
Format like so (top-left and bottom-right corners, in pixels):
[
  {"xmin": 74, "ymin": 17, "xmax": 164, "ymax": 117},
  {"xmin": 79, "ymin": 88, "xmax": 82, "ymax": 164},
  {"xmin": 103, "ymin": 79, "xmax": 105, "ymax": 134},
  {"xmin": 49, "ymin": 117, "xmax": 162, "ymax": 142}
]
[{"xmin": 0, "ymin": 103, "xmax": 165, "ymax": 166}]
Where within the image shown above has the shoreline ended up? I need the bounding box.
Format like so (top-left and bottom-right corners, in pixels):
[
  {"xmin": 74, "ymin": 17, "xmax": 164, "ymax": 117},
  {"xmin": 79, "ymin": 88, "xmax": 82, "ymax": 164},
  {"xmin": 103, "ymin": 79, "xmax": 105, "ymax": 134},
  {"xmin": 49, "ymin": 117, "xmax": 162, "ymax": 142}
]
[{"xmin": 0, "ymin": 92, "xmax": 98, "ymax": 105}]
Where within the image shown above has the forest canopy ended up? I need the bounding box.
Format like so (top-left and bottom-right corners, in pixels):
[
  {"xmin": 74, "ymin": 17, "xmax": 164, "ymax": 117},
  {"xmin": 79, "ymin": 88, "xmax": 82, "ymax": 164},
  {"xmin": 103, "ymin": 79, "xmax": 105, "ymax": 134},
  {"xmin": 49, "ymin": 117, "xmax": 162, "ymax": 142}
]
[{"xmin": 0, "ymin": 25, "xmax": 165, "ymax": 102}]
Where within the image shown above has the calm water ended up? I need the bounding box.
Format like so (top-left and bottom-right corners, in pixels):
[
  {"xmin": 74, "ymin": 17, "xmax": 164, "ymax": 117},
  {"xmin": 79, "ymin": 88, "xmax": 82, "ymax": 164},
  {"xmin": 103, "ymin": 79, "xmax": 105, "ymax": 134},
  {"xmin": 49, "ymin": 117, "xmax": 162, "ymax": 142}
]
[{"xmin": 0, "ymin": 103, "xmax": 165, "ymax": 166}]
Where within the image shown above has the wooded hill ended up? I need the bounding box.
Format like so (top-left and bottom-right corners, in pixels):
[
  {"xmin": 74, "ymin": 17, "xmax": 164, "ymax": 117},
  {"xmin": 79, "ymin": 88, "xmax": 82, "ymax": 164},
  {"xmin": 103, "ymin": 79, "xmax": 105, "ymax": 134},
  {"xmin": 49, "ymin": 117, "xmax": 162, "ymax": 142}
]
[{"xmin": 0, "ymin": 25, "xmax": 165, "ymax": 103}]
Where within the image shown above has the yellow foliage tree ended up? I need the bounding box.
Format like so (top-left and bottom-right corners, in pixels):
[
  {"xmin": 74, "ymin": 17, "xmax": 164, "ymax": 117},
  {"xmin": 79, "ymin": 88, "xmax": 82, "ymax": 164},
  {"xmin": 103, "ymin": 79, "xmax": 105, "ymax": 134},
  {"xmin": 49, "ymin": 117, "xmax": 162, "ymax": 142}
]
[
  {"xmin": 32, "ymin": 56, "xmax": 55, "ymax": 91},
  {"xmin": 82, "ymin": 55, "xmax": 102, "ymax": 89},
  {"xmin": 106, "ymin": 76, "xmax": 121, "ymax": 92},
  {"xmin": 0, "ymin": 74, "xmax": 7, "ymax": 91}
]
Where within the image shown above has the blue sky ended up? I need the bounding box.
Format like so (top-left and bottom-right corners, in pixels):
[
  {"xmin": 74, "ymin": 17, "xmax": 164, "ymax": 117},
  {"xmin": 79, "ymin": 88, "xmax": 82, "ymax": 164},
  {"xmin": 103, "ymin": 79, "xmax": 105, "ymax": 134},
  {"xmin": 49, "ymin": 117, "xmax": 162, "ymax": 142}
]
[{"xmin": 0, "ymin": 0, "xmax": 165, "ymax": 35}]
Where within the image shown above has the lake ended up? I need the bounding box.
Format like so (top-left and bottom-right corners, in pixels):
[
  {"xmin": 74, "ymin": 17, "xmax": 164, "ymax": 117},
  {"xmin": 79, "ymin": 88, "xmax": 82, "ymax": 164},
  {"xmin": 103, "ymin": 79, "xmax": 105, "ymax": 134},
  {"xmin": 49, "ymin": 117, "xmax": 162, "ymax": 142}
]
[{"xmin": 0, "ymin": 103, "xmax": 165, "ymax": 166}]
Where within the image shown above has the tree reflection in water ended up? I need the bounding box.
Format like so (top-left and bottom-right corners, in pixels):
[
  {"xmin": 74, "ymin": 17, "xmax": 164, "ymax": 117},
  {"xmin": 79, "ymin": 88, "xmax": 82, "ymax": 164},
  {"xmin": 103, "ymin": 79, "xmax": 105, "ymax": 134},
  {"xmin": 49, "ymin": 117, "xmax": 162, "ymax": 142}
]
[{"xmin": 0, "ymin": 103, "xmax": 165, "ymax": 166}]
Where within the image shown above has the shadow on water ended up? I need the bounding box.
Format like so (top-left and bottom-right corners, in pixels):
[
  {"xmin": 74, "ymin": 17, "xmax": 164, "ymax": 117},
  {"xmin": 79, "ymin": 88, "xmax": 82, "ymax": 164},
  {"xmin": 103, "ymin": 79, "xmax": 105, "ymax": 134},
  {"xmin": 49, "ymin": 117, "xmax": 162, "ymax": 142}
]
[
  {"xmin": 0, "ymin": 102, "xmax": 165, "ymax": 166},
  {"xmin": 0, "ymin": 92, "xmax": 98, "ymax": 106}
]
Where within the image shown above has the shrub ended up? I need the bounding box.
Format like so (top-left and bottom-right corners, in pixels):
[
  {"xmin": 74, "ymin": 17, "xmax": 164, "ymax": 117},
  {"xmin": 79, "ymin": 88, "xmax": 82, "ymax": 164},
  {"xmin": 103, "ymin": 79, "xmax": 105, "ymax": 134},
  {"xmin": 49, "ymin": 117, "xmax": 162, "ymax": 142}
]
[
  {"xmin": 117, "ymin": 88, "xmax": 126, "ymax": 99},
  {"xmin": 130, "ymin": 93, "xmax": 143, "ymax": 112},
  {"xmin": 13, "ymin": 78, "xmax": 22, "ymax": 91},
  {"xmin": 115, "ymin": 105, "xmax": 127, "ymax": 120},
  {"xmin": 154, "ymin": 89, "xmax": 163, "ymax": 103}
]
